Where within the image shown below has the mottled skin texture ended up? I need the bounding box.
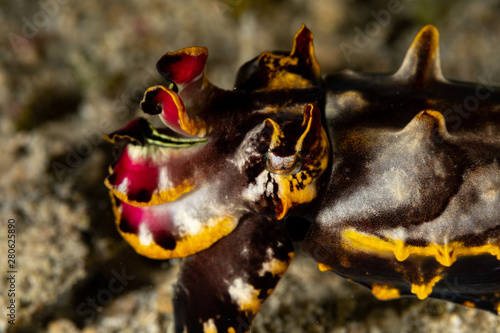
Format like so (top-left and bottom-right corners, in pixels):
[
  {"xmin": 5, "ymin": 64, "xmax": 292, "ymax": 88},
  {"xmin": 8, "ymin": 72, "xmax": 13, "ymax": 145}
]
[{"xmin": 105, "ymin": 25, "xmax": 500, "ymax": 332}]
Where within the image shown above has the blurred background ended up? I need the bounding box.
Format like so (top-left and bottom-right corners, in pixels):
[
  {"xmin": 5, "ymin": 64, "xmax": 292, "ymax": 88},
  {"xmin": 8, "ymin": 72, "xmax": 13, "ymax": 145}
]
[{"xmin": 1, "ymin": 0, "xmax": 500, "ymax": 332}]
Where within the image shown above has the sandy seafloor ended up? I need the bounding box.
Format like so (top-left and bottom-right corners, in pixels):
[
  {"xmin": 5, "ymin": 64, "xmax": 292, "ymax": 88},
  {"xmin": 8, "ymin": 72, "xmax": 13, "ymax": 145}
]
[{"xmin": 1, "ymin": 0, "xmax": 500, "ymax": 332}]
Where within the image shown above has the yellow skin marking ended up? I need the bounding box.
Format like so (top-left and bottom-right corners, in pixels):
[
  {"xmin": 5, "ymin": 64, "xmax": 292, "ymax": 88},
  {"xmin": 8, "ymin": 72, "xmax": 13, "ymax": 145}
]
[
  {"xmin": 371, "ymin": 285, "xmax": 401, "ymax": 300},
  {"xmin": 257, "ymin": 52, "xmax": 296, "ymax": 72},
  {"xmin": 227, "ymin": 328, "xmax": 236, "ymax": 333},
  {"xmin": 267, "ymin": 71, "xmax": 314, "ymax": 90},
  {"xmin": 317, "ymin": 262, "xmax": 333, "ymax": 272},
  {"xmin": 111, "ymin": 195, "xmax": 237, "ymax": 259},
  {"xmin": 175, "ymin": 46, "xmax": 208, "ymax": 57},
  {"xmin": 342, "ymin": 228, "xmax": 500, "ymax": 267},
  {"xmin": 178, "ymin": 109, "xmax": 208, "ymax": 137},
  {"xmin": 278, "ymin": 56, "xmax": 299, "ymax": 67},
  {"xmin": 202, "ymin": 319, "xmax": 217, "ymax": 333},
  {"xmin": 463, "ymin": 300, "xmax": 476, "ymax": 308},
  {"xmin": 264, "ymin": 118, "xmax": 284, "ymax": 150},
  {"xmin": 262, "ymin": 258, "xmax": 289, "ymax": 276},
  {"xmin": 119, "ymin": 215, "xmax": 236, "ymax": 259},
  {"xmin": 237, "ymin": 292, "xmax": 261, "ymax": 315},
  {"xmin": 411, "ymin": 275, "xmax": 442, "ymax": 299},
  {"xmin": 496, "ymin": 302, "xmax": 500, "ymax": 314},
  {"xmin": 260, "ymin": 252, "xmax": 294, "ymax": 277},
  {"xmin": 107, "ymin": 178, "xmax": 194, "ymax": 207},
  {"xmin": 229, "ymin": 278, "xmax": 262, "ymax": 315},
  {"xmin": 255, "ymin": 25, "xmax": 321, "ymax": 91},
  {"xmin": 257, "ymin": 52, "xmax": 312, "ymax": 90},
  {"xmin": 295, "ymin": 105, "xmax": 315, "ymax": 151},
  {"xmin": 264, "ymin": 107, "xmax": 330, "ymax": 219},
  {"xmin": 276, "ymin": 123, "xmax": 329, "ymax": 219},
  {"xmin": 276, "ymin": 171, "xmax": 317, "ymax": 219}
]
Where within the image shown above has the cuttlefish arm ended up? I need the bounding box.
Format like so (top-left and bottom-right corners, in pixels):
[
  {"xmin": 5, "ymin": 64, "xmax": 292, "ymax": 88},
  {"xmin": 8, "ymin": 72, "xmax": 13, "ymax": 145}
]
[{"xmin": 174, "ymin": 213, "xmax": 294, "ymax": 333}]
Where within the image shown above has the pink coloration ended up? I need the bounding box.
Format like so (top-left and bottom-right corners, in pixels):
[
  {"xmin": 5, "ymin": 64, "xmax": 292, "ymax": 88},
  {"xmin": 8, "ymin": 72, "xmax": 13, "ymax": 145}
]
[
  {"xmin": 157, "ymin": 49, "xmax": 208, "ymax": 85},
  {"xmin": 141, "ymin": 86, "xmax": 189, "ymax": 135},
  {"xmin": 120, "ymin": 200, "xmax": 144, "ymax": 233},
  {"xmin": 155, "ymin": 88, "xmax": 185, "ymax": 133},
  {"xmin": 120, "ymin": 199, "xmax": 170, "ymax": 233},
  {"xmin": 119, "ymin": 198, "xmax": 177, "ymax": 251},
  {"xmin": 109, "ymin": 147, "xmax": 159, "ymax": 204}
]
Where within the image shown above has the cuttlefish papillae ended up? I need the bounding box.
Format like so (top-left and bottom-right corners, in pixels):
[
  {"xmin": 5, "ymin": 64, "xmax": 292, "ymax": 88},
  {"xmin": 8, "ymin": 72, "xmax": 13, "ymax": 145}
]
[{"xmin": 104, "ymin": 24, "xmax": 500, "ymax": 332}]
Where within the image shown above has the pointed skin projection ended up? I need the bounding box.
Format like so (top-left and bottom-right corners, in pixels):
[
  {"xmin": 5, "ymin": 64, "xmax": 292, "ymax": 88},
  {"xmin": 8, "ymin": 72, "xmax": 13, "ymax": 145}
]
[
  {"xmin": 303, "ymin": 24, "xmax": 500, "ymax": 313},
  {"xmin": 105, "ymin": 24, "xmax": 500, "ymax": 331}
]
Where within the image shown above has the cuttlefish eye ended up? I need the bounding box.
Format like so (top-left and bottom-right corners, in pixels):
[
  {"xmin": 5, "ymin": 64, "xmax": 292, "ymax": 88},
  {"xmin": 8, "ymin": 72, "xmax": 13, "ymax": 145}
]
[{"xmin": 263, "ymin": 152, "xmax": 302, "ymax": 175}]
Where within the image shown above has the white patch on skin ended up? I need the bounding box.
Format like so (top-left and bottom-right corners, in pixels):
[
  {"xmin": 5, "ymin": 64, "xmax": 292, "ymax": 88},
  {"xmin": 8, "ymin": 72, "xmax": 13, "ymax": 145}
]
[
  {"xmin": 138, "ymin": 223, "xmax": 153, "ymax": 246},
  {"xmin": 254, "ymin": 106, "xmax": 284, "ymax": 115},
  {"xmin": 158, "ymin": 167, "xmax": 172, "ymax": 192},
  {"xmin": 170, "ymin": 186, "xmax": 222, "ymax": 236},
  {"xmin": 317, "ymin": 138, "xmax": 425, "ymax": 227},
  {"xmin": 483, "ymin": 188, "xmax": 499, "ymax": 202},
  {"xmin": 164, "ymin": 184, "xmax": 239, "ymax": 238},
  {"xmin": 127, "ymin": 139, "xmax": 204, "ymax": 161},
  {"xmin": 318, "ymin": 167, "xmax": 416, "ymax": 225},
  {"xmin": 126, "ymin": 144, "xmax": 144, "ymax": 160},
  {"xmin": 386, "ymin": 168, "xmax": 411, "ymax": 202},
  {"xmin": 202, "ymin": 318, "xmax": 218, "ymax": 333},
  {"xmin": 433, "ymin": 158, "xmax": 447, "ymax": 179},
  {"xmin": 228, "ymin": 123, "xmax": 265, "ymax": 172},
  {"xmin": 367, "ymin": 162, "xmax": 500, "ymax": 245},
  {"xmin": 382, "ymin": 227, "xmax": 407, "ymax": 243},
  {"xmin": 326, "ymin": 90, "xmax": 368, "ymax": 118},
  {"xmin": 242, "ymin": 171, "xmax": 270, "ymax": 202},
  {"xmin": 173, "ymin": 203, "xmax": 203, "ymax": 236},
  {"xmin": 265, "ymin": 179, "xmax": 274, "ymax": 197},
  {"xmin": 241, "ymin": 246, "xmax": 249, "ymax": 256},
  {"xmin": 116, "ymin": 177, "xmax": 130, "ymax": 194},
  {"xmin": 228, "ymin": 278, "xmax": 261, "ymax": 313}
]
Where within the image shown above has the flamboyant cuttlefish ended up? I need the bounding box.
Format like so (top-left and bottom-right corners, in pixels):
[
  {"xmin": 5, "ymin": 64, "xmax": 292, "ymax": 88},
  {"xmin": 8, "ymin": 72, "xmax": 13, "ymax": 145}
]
[{"xmin": 104, "ymin": 25, "xmax": 500, "ymax": 332}]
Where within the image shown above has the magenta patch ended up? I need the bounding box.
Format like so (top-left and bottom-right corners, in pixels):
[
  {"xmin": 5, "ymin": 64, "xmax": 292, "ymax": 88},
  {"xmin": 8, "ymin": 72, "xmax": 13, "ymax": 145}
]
[
  {"xmin": 157, "ymin": 51, "xmax": 208, "ymax": 85},
  {"xmin": 109, "ymin": 147, "xmax": 159, "ymax": 203},
  {"xmin": 119, "ymin": 197, "xmax": 176, "ymax": 249}
]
